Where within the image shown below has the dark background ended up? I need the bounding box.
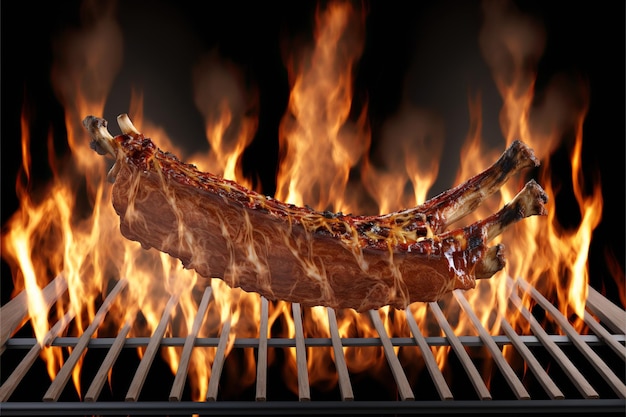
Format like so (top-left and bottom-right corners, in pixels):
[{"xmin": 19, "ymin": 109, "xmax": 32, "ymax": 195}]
[
  {"xmin": 2, "ymin": 0, "xmax": 624, "ymax": 305},
  {"xmin": 0, "ymin": 0, "xmax": 624, "ymax": 405},
  {"xmin": 2, "ymin": 1, "xmax": 625, "ymax": 309}
]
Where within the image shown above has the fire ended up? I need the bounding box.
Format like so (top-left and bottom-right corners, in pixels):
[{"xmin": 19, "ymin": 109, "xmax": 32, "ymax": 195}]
[
  {"xmin": 190, "ymin": 52, "xmax": 260, "ymax": 190},
  {"xmin": 5, "ymin": 111, "xmax": 50, "ymax": 346},
  {"xmin": 276, "ymin": 0, "xmax": 369, "ymax": 213},
  {"xmin": 0, "ymin": 0, "xmax": 614, "ymax": 402},
  {"xmin": 371, "ymin": 105, "xmax": 445, "ymax": 210},
  {"xmin": 476, "ymin": 0, "xmax": 603, "ymax": 334}
]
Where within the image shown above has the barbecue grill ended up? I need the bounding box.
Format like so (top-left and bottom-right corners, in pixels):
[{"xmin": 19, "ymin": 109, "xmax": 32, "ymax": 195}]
[
  {"xmin": 1, "ymin": 273, "xmax": 624, "ymax": 415},
  {"xmin": 2, "ymin": 1, "xmax": 625, "ymax": 415}
]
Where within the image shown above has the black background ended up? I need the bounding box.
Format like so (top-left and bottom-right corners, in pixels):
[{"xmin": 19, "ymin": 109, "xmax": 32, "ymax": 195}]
[
  {"xmin": 2, "ymin": 0, "xmax": 624, "ymax": 304},
  {"xmin": 0, "ymin": 0, "xmax": 624, "ymax": 405}
]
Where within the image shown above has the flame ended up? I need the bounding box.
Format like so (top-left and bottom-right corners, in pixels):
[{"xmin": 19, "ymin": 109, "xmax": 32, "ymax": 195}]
[
  {"xmin": 191, "ymin": 52, "xmax": 259, "ymax": 189},
  {"xmin": 1, "ymin": 0, "xmax": 614, "ymax": 401},
  {"xmin": 363, "ymin": 105, "xmax": 446, "ymax": 213},
  {"xmin": 1, "ymin": 0, "xmax": 216, "ymax": 400},
  {"xmin": 476, "ymin": 0, "xmax": 603, "ymax": 335},
  {"xmin": 276, "ymin": 0, "xmax": 369, "ymax": 213},
  {"xmin": 5, "ymin": 112, "xmax": 49, "ymax": 346}
]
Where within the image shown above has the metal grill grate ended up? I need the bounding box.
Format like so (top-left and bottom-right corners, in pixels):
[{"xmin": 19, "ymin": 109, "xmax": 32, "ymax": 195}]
[{"xmin": 1, "ymin": 275, "xmax": 625, "ymax": 415}]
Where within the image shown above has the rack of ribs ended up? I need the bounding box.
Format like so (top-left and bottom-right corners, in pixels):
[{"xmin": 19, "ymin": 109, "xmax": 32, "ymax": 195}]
[{"xmin": 83, "ymin": 114, "xmax": 547, "ymax": 311}]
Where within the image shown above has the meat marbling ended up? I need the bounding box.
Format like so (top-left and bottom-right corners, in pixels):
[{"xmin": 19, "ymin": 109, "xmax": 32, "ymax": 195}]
[{"xmin": 83, "ymin": 114, "xmax": 547, "ymax": 311}]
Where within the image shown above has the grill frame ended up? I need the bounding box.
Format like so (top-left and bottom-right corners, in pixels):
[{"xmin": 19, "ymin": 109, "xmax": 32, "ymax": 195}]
[
  {"xmin": 2, "ymin": 399, "xmax": 625, "ymax": 415},
  {"xmin": 1, "ymin": 275, "xmax": 625, "ymax": 415}
]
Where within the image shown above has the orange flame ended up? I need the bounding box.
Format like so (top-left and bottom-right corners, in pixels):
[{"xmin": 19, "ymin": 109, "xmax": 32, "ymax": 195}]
[
  {"xmin": 191, "ymin": 53, "xmax": 259, "ymax": 189},
  {"xmin": 476, "ymin": 0, "xmax": 602, "ymax": 334},
  {"xmin": 5, "ymin": 112, "xmax": 49, "ymax": 346},
  {"xmin": 0, "ymin": 0, "xmax": 614, "ymax": 401},
  {"xmin": 276, "ymin": 0, "xmax": 369, "ymax": 213}
]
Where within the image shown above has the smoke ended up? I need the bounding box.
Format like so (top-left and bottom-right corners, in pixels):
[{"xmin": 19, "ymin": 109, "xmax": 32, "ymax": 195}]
[
  {"xmin": 399, "ymin": 0, "xmax": 503, "ymax": 195},
  {"xmin": 479, "ymin": 0, "xmax": 546, "ymax": 101},
  {"xmin": 192, "ymin": 51, "xmax": 259, "ymax": 162},
  {"xmin": 51, "ymin": 0, "xmax": 123, "ymax": 112},
  {"xmin": 104, "ymin": 0, "xmax": 205, "ymax": 152},
  {"xmin": 377, "ymin": 104, "xmax": 446, "ymax": 206},
  {"xmin": 479, "ymin": 0, "xmax": 589, "ymax": 159}
]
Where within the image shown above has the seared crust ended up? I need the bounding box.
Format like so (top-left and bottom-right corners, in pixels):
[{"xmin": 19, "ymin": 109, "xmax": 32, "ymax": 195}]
[{"xmin": 84, "ymin": 114, "xmax": 547, "ymax": 311}]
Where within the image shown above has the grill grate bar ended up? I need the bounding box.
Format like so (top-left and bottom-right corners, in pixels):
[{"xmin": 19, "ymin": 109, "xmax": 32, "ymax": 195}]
[
  {"xmin": 1, "ymin": 274, "xmax": 68, "ymax": 349},
  {"xmin": 404, "ymin": 306, "xmax": 453, "ymax": 400},
  {"xmin": 583, "ymin": 312, "xmax": 626, "ymax": 360},
  {"xmin": 170, "ymin": 287, "xmax": 212, "ymax": 401},
  {"xmin": 517, "ymin": 278, "xmax": 626, "ymax": 398},
  {"xmin": 85, "ymin": 319, "xmax": 132, "ymax": 401},
  {"xmin": 0, "ymin": 310, "xmax": 75, "ymax": 402},
  {"xmin": 500, "ymin": 318, "xmax": 564, "ymax": 399},
  {"xmin": 326, "ymin": 308, "xmax": 354, "ymax": 400},
  {"xmin": 255, "ymin": 297, "xmax": 269, "ymax": 401},
  {"xmin": 429, "ymin": 301, "xmax": 492, "ymax": 400},
  {"xmin": 206, "ymin": 312, "xmax": 232, "ymax": 401},
  {"xmin": 586, "ymin": 286, "xmax": 626, "ymax": 333},
  {"xmin": 7, "ymin": 334, "xmax": 620, "ymax": 349},
  {"xmin": 453, "ymin": 290, "xmax": 530, "ymax": 399},
  {"xmin": 1, "ymin": 280, "xmax": 624, "ymax": 410},
  {"xmin": 291, "ymin": 303, "xmax": 311, "ymax": 401},
  {"xmin": 508, "ymin": 287, "xmax": 599, "ymax": 398},
  {"xmin": 368, "ymin": 310, "xmax": 414, "ymax": 401},
  {"xmin": 126, "ymin": 292, "xmax": 180, "ymax": 401},
  {"xmin": 43, "ymin": 279, "xmax": 127, "ymax": 402},
  {"xmin": 2, "ymin": 399, "xmax": 626, "ymax": 415}
]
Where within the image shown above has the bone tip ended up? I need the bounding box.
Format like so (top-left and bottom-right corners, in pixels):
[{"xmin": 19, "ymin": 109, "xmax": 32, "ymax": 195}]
[
  {"xmin": 527, "ymin": 179, "xmax": 548, "ymax": 213},
  {"xmin": 117, "ymin": 113, "xmax": 141, "ymax": 135},
  {"xmin": 520, "ymin": 179, "xmax": 548, "ymax": 217},
  {"xmin": 83, "ymin": 115, "xmax": 111, "ymax": 135},
  {"xmin": 510, "ymin": 139, "xmax": 540, "ymax": 168},
  {"xmin": 476, "ymin": 243, "xmax": 506, "ymax": 279},
  {"xmin": 82, "ymin": 115, "xmax": 105, "ymax": 131},
  {"xmin": 83, "ymin": 115, "xmax": 117, "ymax": 157}
]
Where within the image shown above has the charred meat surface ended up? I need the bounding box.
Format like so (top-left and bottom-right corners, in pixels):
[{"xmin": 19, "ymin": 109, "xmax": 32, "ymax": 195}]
[{"xmin": 83, "ymin": 114, "xmax": 547, "ymax": 311}]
